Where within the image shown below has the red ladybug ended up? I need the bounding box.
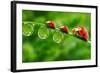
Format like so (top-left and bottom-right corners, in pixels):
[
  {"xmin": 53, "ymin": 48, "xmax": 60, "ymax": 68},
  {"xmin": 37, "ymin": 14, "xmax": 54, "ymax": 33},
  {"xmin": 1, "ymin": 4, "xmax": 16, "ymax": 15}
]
[
  {"xmin": 72, "ymin": 26, "xmax": 89, "ymax": 41},
  {"xmin": 60, "ymin": 25, "xmax": 69, "ymax": 33},
  {"xmin": 46, "ymin": 20, "xmax": 55, "ymax": 29}
]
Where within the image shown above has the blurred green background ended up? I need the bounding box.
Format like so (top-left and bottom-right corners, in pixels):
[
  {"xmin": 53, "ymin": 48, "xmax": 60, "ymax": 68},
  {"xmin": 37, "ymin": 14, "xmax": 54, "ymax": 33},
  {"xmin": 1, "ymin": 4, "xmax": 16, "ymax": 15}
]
[{"xmin": 22, "ymin": 10, "xmax": 91, "ymax": 63}]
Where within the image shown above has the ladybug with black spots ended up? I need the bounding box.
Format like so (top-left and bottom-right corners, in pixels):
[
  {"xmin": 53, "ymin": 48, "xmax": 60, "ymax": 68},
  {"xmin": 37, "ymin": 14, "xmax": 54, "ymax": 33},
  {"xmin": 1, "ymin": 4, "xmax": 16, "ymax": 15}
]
[
  {"xmin": 72, "ymin": 26, "xmax": 89, "ymax": 41},
  {"xmin": 46, "ymin": 20, "xmax": 55, "ymax": 29},
  {"xmin": 60, "ymin": 25, "xmax": 69, "ymax": 33}
]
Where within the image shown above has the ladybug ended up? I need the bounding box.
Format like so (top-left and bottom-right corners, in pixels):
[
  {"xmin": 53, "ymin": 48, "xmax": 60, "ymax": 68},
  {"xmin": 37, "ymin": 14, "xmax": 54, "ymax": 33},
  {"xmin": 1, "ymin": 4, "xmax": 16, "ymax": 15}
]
[
  {"xmin": 72, "ymin": 26, "xmax": 89, "ymax": 41},
  {"xmin": 60, "ymin": 25, "xmax": 69, "ymax": 33},
  {"xmin": 46, "ymin": 20, "xmax": 55, "ymax": 29}
]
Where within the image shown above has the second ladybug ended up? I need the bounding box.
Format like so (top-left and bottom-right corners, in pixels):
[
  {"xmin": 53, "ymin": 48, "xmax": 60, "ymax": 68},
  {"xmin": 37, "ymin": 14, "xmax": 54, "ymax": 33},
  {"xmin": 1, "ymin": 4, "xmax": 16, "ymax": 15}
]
[{"xmin": 60, "ymin": 25, "xmax": 69, "ymax": 33}]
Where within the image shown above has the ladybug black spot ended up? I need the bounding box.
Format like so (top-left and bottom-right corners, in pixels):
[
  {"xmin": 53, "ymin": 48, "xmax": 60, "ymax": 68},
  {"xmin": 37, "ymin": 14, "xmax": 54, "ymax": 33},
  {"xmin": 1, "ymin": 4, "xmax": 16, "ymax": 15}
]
[{"xmin": 82, "ymin": 34, "xmax": 85, "ymax": 37}]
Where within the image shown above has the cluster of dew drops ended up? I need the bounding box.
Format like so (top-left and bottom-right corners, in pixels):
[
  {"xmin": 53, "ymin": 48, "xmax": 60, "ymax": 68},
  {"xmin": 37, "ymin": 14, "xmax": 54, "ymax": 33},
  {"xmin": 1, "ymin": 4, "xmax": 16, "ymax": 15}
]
[{"xmin": 22, "ymin": 21, "xmax": 67, "ymax": 43}]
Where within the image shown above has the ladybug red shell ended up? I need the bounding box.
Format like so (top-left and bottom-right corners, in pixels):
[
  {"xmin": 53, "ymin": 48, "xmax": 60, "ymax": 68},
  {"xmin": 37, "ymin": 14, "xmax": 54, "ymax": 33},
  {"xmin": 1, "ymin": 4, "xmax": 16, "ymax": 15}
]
[
  {"xmin": 60, "ymin": 25, "xmax": 69, "ymax": 33},
  {"xmin": 46, "ymin": 20, "xmax": 55, "ymax": 29},
  {"xmin": 72, "ymin": 26, "xmax": 89, "ymax": 41}
]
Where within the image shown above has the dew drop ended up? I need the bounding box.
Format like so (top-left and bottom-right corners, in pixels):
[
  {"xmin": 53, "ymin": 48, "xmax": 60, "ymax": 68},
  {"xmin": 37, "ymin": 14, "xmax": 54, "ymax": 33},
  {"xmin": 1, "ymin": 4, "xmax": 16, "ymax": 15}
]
[
  {"xmin": 53, "ymin": 30, "xmax": 64, "ymax": 43},
  {"xmin": 38, "ymin": 26, "xmax": 49, "ymax": 39},
  {"xmin": 22, "ymin": 23, "xmax": 34, "ymax": 36}
]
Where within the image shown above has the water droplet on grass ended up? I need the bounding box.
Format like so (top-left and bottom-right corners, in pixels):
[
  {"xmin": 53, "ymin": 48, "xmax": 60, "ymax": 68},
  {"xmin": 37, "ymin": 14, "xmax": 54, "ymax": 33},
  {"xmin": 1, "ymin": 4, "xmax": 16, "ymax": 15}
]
[
  {"xmin": 22, "ymin": 23, "xmax": 34, "ymax": 36},
  {"xmin": 38, "ymin": 26, "xmax": 49, "ymax": 39},
  {"xmin": 53, "ymin": 30, "xmax": 64, "ymax": 43}
]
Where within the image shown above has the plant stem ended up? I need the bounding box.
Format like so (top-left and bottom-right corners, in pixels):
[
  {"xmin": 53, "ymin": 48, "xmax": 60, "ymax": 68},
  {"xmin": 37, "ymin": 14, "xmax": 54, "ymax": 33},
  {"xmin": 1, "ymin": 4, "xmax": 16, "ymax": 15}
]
[{"xmin": 68, "ymin": 32, "xmax": 91, "ymax": 43}]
